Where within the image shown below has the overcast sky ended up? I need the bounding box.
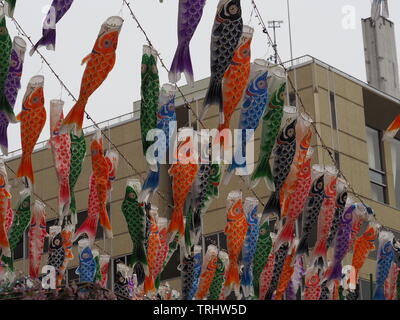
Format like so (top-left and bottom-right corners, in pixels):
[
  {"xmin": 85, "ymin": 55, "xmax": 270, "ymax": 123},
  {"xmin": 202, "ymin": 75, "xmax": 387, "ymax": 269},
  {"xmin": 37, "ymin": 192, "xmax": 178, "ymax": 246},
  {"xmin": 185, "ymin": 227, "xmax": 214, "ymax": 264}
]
[{"xmin": 4, "ymin": 0, "xmax": 400, "ymax": 153}]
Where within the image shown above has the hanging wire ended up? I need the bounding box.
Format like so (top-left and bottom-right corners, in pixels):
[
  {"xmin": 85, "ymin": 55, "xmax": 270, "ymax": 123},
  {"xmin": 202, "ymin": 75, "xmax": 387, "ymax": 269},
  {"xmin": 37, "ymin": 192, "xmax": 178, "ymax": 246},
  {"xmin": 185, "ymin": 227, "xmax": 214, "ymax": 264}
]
[
  {"xmin": 10, "ymin": 15, "xmax": 174, "ymax": 211},
  {"xmin": 122, "ymin": 0, "xmax": 267, "ymax": 207},
  {"xmin": 250, "ymin": 0, "xmax": 396, "ymax": 235}
]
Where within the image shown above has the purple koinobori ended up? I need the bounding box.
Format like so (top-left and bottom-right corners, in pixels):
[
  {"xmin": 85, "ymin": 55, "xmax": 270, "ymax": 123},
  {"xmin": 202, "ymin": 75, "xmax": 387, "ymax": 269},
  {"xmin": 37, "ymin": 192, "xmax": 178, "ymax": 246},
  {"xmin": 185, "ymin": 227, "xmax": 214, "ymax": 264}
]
[
  {"xmin": 327, "ymin": 203, "xmax": 356, "ymax": 281},
  {"xmin": 169, "ymin": 0, "xmax": 207, "ymax": 87},
  {"xmin": 0, "ymin": 36, "xmax": 26, "ymax": 155},
  {"xmin": 30, "ymin": 0, "xmax": 74, "ymax": 56}
]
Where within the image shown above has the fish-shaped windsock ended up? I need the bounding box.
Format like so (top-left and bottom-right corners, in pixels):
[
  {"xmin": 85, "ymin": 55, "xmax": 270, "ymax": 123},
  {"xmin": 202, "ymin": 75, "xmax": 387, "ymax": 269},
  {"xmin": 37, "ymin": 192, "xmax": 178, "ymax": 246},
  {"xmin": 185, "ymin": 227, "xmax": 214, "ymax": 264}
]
[
  {"xmin": 1, "ymin": 188, "xmax": 31, "ymax": 269},
  {"xmin": 346, "ymin": 204, "xmax": 369, "ymax": 254},
  {"xmin": 327, "ymin": 179, "xmax": 348, "ymax": 248},
  {"xmin": 219, "ymin": 25, "xmax": 253, "ymax": 135},
  {"xmin": 90, "ymin": 130, "xmax": 112, "ymax": 238},
  {"xmin": 154, "ymin": 218, "xmax": 169, "ymax": 289},
  {"xmin": 262, "ymin": 109, "xmax": 298, "ymax": 219},
  {"xmin": 259, "ymin": 250, "xmax": 275, "ymax": 300},
  {"xmin": 285, "ymin": 255, "xmax": 304, "ymax": 300},
  {"xmin": 167, "ymin": 132, "xmax": 198, "ymax": 244},
  {"xmin": 49, "ymin": 100, "xmax": 71, "ymax": 224},
  {"xmin": 140, "ymin": 45, "xmax": 160, "ymax": 157},
  {"xmin": 114, "ymin": 262, "xmax": 132, "ymax": 299},
  {"xmin": 28, "ymin": 200, "xmax": 47, "ymax": 279},
  {"xmin": 304, "ymin": 266, "xmax": 322, "ymax": 300},
  {"xmin": 196, "ymin": 244, "xmax": 218, "ymax": 300},
  {"xmin": 61, "ymin": 16, "xmax": 123, "ymax": 134},
  {"xmin": 144, "ymin": 206, "xmax": 161, "ymax": 298},
  {"xmin": 3, "ymin": 0, "xmax": 17, "ymax": 18},
  {"xmin": 240, "ymin": 197, "xmax": 260, "ymax": 298},
  {"xmin": 328, "ymin": 200, "xmax": 358, "ymax": 281},
  {"xmin": 139, "ymin": 84, "xmax": 176, "ymax": 204},
  {"xmin": 311, "ymin": 166, "xmax": 338, "ymax": 268},
  {"xmin": 373, "ymin": 231, "xmax": 395, "ymax": 300},
  {"xmin": 99, "ymin": 254, "xmax": 110, "ymax": 288},
  {"xmin": 169, "ymin": 0, "xmax": 206, "ymax": 87},
  {"xmin": 352, "ymin": 221, "xmax": 379, "ymax": 280},
  {"xmin": 208, "ymin": 251, "xmax": 230, "ymax": 300},
  {"xmin": 57, "ymin": 224, "xmax": 74, "ymax": 286},
  {"xmin": 16, "ymin": 76, "xmax": 46, "ymax": 186},
  {"xmin": 200, "ymin": 0, "xmax": 243, "ymax": 121},
  {"xmin": 181, "ymin": 245, "xmax": 202, "ymax": 300},
  {"xmin": 265, "ymin": 243, "xmax": 289, "ymax": 300},
  {"xmin": 0, "ymin": 161, "xmax": 11, "ymax": 258},
  {"xmin": 47, "ymin": 225, "xmax": 65, "ymax": 283},
  {"xmin": 30, "ymin": 0, "xmax": 74, "ymax": 55},
  {"xmin": 296, "ymin": 165, "xmax": 325, "ymax": 257},
  {"xmin": 0, "ymin": 11, "xmax": 12, "ymax": 124},
  {"xmin": 224, "ymin": 59, "xmax": 270, "ymax": 184},
  {"xmin": 274, "ymin": 242, "xmax": 297, "ymax": 300},
  {"xmin": 279, "ymin": 113, "xmax": 313, "ymax": 217},
  {"xmin": 274, "ymin": 148, "xmax": 314, "ymax": 251},
  {"xmin": 252, "ymin": 220, "xmax": 273, "ymax": 298},
  {"xmin": 223, "ymin": 191, "xmax": 248, "ymax": 299},
  {"xmin": 1, "ymin": 37, "xmax": 26, "ymax": 155},
  {"xmin": 69, "ymin": 130, "xmax": 86, "ymax": 224},
  {"xmin": 250, "ymin": 82, "xmax": 286, "ymax": 191},
  {"xmin": 384, "ymin": 262, "xmax": 399, "ymax": 300},
  {"xmin": 76, "ymin": 239, "xmax": 97, "ymax": 282},
  {"xmin": 121, "ymin": 179, "xmax": 148, "ymax": 284}
]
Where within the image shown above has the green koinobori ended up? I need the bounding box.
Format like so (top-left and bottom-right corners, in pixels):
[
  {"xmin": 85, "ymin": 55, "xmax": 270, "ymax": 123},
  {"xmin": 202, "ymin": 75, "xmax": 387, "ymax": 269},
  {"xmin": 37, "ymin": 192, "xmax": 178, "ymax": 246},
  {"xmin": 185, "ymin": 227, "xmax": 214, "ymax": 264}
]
[
  {"xmin": 251, "ymin": 82, "xmax": 287, "ymax": 191},
  {"xmin": 208, "ymin": 252, "xmax": 229, "ymax": 300},
  {"xmin": 140, "ymin": 45, "xmax": 160, "ymax": 157},
  {"xmin": 0, "ymin": 12, "xmax": 12, "ymax": 115},
  {"xmin": 69, "ymin": 131, "xmax": 86, "ymax": 224},
  {"xmin": 121, "ymin": 179, "xmax": 148, "ymax": 282},
  {"xmin": 251, "ymin": 221, "xmax": 273, "ymax": 298},
  {"xmin": 2, "ymin": 189, "xmax": 31, "ymax": 270}
]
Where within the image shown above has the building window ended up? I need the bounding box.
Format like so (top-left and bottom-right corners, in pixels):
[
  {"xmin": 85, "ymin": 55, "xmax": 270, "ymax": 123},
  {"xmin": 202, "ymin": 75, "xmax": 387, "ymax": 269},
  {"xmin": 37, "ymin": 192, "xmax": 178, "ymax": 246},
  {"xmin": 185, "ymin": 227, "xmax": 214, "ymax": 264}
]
[
  {"xmin": 390, "ymin": 139, "xmax": 400, "ymax": 208},
  {"xmin": 203, "ymin": 232, "xmax": 228, "ymax": 252},
  {"xmin": 329, "ymin": 91, "xmax": 338, "ymax": 130},
  {"xmin": 13, "ymin": 232, "xmax": 27, "ymax": 260},
  {"xmin": 289, "ymin": 92, "xmax": 296, "ymax": 107},
  {"xmin": 366, "ymin": 127, "xmax": 388, "ymax": 204},
  {"xmin": 175, "ymin": 105, "xmax": 192, "ymax": 129}
]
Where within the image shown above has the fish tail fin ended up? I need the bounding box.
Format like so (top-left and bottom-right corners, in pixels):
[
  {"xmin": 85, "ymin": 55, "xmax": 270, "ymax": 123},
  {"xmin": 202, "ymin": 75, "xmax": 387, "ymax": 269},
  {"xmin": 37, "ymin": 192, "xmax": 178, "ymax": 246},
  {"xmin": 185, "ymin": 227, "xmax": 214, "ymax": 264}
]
[
  {"xmin": 224, "ymin": 259, "xmax": 240, "ymax": 297},
  {"xmin": 251, "ymin": 156, "xmax": 275, "ymax": 192},
  {"xmin": 61, "ymin": 100, "xmax": 86, "ymax": 134},
  {"xmin": 373, "ymin": 285, "xmax": 386, "ymax": 300},
  {"xmin": 30, "ymin": 29, "xmax": 56, "ymax": 56},
  {"xmin": 200, "ymin": 78, "xmax": 223, "ymax": 122},
  {"xmin": 240, "ymin": 266, "xmax": 253, "ymax": 298},
  {"xmin": 0, "ymin": 121, "xmax": 9, "ymax": 156},
  {"xmin": 17, "ymin": 153, "xmax": 34, "ymax": 185},
  {"xmin": 275, "ymin": 221, "xmax": 295, "ymax": 252},
  {"xmin": 138, "ymin": 169, "xmax": 160, "ymax": 203},
  {"xmin": 169, "ymin": 43, "xmax": 193, "ymax": 87},
  {"xmin": 131, "ymin": 242, "xmax": 149, "ymax": 276},
  {"xmin": 73, "ymin": 216, "xmax": 98, "ymax": 243},
  {"xmin": 328, "ymin": 262, "xmax": 342, "ymax": 282},
  {"xmin": 312, "ymin": 240, "xmax": 327, "ymax": 268},
  {"xmin": 99, "ymin": 206, "xmax": 113, "ymax": 239},
  {"xmin": 167, "ymin": 207, "xmax": 184, "ymax": 243},
  {"xmin": 296, "ymin": 235, "xmax": 309, "ymax": 257},
  {"xmin": 263, "ymin": 192, "xmax": 281, "ymax": 218},
  {"xmin": 134, "ymin": 263, "xmax": 146, "ymax": 286},
  {"xmin": 144, "ymin": 274, "xmax": 155, "ymax": 295}
]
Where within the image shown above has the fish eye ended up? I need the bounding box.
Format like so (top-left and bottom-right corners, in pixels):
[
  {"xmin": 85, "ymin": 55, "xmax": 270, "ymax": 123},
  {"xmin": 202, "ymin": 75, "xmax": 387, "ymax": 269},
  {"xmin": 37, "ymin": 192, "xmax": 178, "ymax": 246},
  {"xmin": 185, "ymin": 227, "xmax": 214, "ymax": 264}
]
[
  {"xmin": 103, "ymin": 39, "xmax": 112, "ymax": 48},
  {"xmin": 32, "ymin": 96, "xmax": 40, "ymax": 104},
  {"xmin": 228, "ymin": 4, "xmax": 239, "ymax": 15},
  {"xmin": 23, "ymin": 201, "xmax": 29, "ymax": 208},
  {"xmin": 242, "ymin": 48, "xmax": 250, "ymax": 56},
  {"xmin": 287, "ymin": 128, "xmax": 295, "ymax": 136},
  {"xmin": 317, "ymin": 182, "xmax": 323, "ymax": 189},
  {"xmin": 260, "ymin": 229, "xmax": 266, "ymax": 235},
  {"xmin": 141, "ymin": 64, "xmax": 147, "ymax": 73},
  {"xmin": 82, "ymin": 253, "xmax": 89, "ymax": 259},
  {"xmin": 257, "ymin": 80, "xmax": 266, "ymax": 89},
  {"xmin": 11, "ymin": 60, "xmax": 18, "ymax": 68},
  {"xmin": 0, "ymin": 27, "xmax": 6, "ymax": 35},
  {"xmin": 128, "ymin": 192, "xmax": 136, "ymax": 199}
]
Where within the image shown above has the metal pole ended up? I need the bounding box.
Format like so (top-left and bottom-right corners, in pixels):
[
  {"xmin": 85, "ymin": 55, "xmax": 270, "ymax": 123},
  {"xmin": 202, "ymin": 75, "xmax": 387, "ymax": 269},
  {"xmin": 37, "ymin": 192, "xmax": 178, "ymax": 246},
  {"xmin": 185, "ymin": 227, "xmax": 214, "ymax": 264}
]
[{"xmin": 287, "ymin": 0, "xmax": 294, "ymax": 66}]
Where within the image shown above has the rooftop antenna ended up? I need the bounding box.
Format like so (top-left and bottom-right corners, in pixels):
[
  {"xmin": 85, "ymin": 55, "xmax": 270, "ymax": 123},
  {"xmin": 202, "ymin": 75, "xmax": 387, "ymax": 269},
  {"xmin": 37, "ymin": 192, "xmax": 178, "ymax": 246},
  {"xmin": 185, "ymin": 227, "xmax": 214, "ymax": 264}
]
[
  {"xmin": 268, "ymin": 20, "xmax": 284, "ymax": 64},
  {"xmin": 287, "ymin": 0, "xmax": 294, "ymax": 66}
]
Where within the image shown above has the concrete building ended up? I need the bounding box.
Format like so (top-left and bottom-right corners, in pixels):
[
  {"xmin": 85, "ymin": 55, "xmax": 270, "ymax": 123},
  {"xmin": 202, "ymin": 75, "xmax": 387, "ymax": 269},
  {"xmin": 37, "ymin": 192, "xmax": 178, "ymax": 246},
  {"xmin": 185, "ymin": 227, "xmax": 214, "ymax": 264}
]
[{"xmin": 3, "ymin": 53, "xmax": 400, "ymax": 299}]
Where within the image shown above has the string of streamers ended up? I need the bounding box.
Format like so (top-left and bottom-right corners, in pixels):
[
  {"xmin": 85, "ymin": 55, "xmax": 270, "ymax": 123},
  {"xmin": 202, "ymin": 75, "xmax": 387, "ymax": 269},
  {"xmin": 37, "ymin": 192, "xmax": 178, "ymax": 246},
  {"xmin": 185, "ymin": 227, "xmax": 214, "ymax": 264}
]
[
  {"xmin": 250, "ymin": 0, "xmax": 397, "ymax": 236},
  {"xmin": 121, "ymin": 0, "xmax": 267, "ymax": 207}
]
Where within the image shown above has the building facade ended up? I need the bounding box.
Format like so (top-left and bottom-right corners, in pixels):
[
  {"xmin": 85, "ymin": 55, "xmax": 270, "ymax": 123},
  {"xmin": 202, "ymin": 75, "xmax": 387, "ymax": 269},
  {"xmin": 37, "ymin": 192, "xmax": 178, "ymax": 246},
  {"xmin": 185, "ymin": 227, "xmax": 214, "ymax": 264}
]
[{"xmin": 4, "ymin": 55, "xmax": 400, "ymax": 299}]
